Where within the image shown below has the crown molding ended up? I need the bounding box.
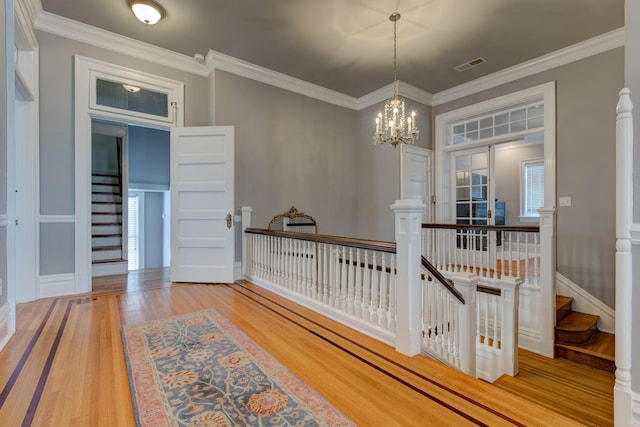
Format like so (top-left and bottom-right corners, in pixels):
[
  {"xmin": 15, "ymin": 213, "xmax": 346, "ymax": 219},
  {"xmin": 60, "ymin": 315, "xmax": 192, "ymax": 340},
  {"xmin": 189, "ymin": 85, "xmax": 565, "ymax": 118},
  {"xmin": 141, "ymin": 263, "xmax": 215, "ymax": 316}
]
[
  {"xmin": 16, "ymin": 0, "xmax": 40, "ymax": 48},
  {"xmin": 357, "ymin": 82, "xmax": 434, "ymax": 110},
  {"xmin": 432, "ymin": 27, "xmax": 625, "ymax": 106},
  {"xmin": 206, "ymin": 50, "xmax": 359, "ymax": 110},
  {"xmin": 34, "ymin": 10, "xmax": 209, "ymax": 77},
  {"xmin": 29, "ymin": 0, "xmax": 623, "ymax": 110}
]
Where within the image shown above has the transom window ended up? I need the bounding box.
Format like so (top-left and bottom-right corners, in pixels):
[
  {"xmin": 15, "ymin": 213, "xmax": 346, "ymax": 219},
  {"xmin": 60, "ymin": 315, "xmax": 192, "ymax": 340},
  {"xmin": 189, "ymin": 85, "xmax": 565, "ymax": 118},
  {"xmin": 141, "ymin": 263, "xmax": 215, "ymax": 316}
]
[{"xmin": 449, "ymin": 99, "xmax": 544, "ymax": 145}]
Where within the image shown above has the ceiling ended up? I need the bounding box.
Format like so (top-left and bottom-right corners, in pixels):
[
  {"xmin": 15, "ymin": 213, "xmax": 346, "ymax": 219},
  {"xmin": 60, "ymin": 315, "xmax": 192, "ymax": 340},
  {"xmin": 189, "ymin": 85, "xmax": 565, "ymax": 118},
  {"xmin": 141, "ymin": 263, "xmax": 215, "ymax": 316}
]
[{"xmin": 39, "ymin": 0, "xmax": 624, "ymax": 98}]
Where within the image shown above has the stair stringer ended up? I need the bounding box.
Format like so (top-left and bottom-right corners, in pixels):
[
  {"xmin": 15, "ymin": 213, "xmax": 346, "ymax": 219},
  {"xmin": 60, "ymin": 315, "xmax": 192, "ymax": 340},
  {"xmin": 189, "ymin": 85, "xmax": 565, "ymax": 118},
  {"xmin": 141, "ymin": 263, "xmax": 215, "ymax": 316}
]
[{"xmin": 556, "ymin": 272, "xmax": 615, "ymax": 334}]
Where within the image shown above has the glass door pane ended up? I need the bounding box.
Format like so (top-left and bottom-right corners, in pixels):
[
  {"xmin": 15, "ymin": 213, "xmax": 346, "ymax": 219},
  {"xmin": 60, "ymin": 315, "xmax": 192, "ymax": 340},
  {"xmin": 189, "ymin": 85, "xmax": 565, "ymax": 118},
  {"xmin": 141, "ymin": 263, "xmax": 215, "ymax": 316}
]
[{"xmin": 452, "ymin": 148, "xmax": 493, "ymax": 251}]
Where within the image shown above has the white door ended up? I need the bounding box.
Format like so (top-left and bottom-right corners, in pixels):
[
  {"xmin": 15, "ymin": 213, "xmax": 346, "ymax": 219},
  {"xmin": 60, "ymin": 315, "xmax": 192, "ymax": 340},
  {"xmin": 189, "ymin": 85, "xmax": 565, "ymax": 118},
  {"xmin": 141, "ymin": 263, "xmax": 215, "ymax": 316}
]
[
  {"xmin": 450, "ymin": 146, "xmax": 495, "ymax": 258},
  {"xmin": 401, "ymin": 145, "xmax": 432, "ymax": 219},
  {"xmin": 170, "ymin": 126, "xmax": 235, "ymax": 283}
]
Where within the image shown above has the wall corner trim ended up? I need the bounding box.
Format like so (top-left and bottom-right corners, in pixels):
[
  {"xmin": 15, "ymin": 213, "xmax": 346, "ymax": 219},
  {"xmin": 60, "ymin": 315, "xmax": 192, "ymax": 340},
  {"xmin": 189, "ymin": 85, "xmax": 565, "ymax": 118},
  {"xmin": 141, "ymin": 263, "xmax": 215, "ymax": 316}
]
[{"xmin": 0, "ymin": 303, "xmax": 14, "ymax": 352}]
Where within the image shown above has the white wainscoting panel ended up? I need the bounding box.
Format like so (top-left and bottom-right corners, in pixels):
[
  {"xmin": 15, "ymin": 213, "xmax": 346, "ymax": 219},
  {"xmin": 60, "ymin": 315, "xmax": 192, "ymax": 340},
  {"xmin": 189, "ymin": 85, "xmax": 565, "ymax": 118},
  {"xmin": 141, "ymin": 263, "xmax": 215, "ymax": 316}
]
[
  {"xmin": 517, "ymin": 284, "xmax": 543, "ymax": 354},
  {"xmin": 39, "ymin": 273, "xmax": 76, "ymax": 298},
  {"xmin": 632, "ymin": 391, "xmax": 640, "ymax": 426}
]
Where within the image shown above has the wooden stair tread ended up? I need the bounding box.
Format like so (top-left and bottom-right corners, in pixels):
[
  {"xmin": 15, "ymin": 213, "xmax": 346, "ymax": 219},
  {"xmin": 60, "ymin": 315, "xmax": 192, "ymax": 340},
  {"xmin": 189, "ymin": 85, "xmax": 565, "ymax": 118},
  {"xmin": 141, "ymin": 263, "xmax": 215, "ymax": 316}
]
[
  {"xmin": 556, "ymin": 295, "xmax": 573, "ymax": 310},
  {"xmin": 92, "ymin": 201, "xmax": 122, "ymax": 205},
  {"xmin": 556, "ymin": 331, "xmax": 615, "ymax": 360},
  {"xmin": 556, "ymin": 312, "xmax": 599, "ymax": 332},
  {"xmin": 92, "ymin": 258, "xmax": 126, "ymax": 264},
  {"xmin": 92, "ymin": 222, "xmax": 122, "ymax": 226},
  {"xmin": 92, "ymin": 246, "xmax": 122, "ymax": 251},
  {"xmin": 92, "ymin": 233, "xmax": 122, "ymax": 238}
]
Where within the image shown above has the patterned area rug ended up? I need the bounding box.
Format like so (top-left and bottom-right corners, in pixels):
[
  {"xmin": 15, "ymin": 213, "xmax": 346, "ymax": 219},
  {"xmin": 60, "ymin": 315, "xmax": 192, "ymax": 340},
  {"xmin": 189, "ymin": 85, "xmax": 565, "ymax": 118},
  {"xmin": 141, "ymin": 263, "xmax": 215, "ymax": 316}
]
[{"xmin": 122, "ymin": 309, "xmax": 354, "ymax": 426}]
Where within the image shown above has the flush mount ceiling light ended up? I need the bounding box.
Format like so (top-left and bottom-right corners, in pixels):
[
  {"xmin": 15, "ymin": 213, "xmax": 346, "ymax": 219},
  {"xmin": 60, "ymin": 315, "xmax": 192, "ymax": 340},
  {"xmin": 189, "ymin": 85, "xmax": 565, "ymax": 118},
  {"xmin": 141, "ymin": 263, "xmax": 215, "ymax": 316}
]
[
  {"xmin": 129, "ymin": 0, "xmax": 165, "ymax": 25},
  {"xmin": 122, "ymin": 84, "xmax": 141, "ymax": 93}
]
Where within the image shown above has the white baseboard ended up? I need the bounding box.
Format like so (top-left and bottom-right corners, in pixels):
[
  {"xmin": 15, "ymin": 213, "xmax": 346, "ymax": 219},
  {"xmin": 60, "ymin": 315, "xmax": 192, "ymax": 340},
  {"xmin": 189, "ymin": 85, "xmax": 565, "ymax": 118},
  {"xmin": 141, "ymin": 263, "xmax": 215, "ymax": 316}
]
[
  {"xmin": 234, "ymin": 262, "xmax": 242, "ymax": 281},
  {"xmin": 556, "ymin": 272, "xmax": 615, "ymax": 333},
  {"xmin": 39, "ymin": 273, "xmax": 76, "ymax": 298},
  {"xmin": 0, "ymin": 303, "xmax": 15, "ymax": 351}
]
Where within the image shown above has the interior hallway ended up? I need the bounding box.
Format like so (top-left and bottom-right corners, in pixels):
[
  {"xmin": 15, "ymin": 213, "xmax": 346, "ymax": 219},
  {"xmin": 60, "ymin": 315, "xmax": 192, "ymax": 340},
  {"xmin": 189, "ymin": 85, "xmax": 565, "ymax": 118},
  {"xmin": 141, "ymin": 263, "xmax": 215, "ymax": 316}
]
[{"xmin": 0, "ymin": 268, "xmax": 613, "ymax": 426}]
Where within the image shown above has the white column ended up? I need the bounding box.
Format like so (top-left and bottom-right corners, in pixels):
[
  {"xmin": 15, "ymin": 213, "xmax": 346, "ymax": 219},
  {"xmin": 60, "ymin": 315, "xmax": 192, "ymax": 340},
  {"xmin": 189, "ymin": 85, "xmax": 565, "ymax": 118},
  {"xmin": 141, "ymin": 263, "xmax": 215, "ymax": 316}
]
[
  {"xmin": 391, "ymin": 199, "xmax": 425, "ymax": 356},
  {"xmin": 241, "ymin": 206, "xmax": 253, "ymax": 277},
  {"xmin": 615, "ymin": 88, "xmax": 633, "ymax": 426},
  {"xmin": 450, "ymin": 272, "xmax": 478, "ymax": 377},
  {"xmin": 537, "ymin": 206, "xmax": 556, "ymax": 358}
]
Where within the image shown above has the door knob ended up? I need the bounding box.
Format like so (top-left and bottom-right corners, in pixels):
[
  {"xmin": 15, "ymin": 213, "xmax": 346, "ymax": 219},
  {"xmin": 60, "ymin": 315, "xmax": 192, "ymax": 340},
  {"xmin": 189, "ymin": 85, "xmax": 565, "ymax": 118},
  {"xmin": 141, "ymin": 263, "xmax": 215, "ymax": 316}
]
[{"xmin": 226, "ymin": 213, "xmax": 232, "ymax": 229}]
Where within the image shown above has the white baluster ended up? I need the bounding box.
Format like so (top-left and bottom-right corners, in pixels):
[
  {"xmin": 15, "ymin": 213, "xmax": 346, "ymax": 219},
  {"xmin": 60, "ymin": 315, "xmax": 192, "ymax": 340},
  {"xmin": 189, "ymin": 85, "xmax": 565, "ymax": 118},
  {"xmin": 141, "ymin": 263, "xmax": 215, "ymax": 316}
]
[
  {"xmin": 371, "ymin": 252, "xmax": 379, "ymax": 324},
  {"xmin": 534, "ymin": 233, "xmax": 540, "ymax": 286},
  {"xmin": 388, "ymin": 254, "xmax": 396, "ymax": 332},
  {"xmin": 379, "ymin": 253, "xmax": 388, "ymax": 328},
  {"xmin": 515, "ymin": 232, "xmax": 521, "ymax": 279},
  {"xmin": 362, "ymin": 250, "xmax": 371, "ymax": 321},
  {"xmin": 340, "ymin": 247, "xmax": 349, "ymax": 312},
  {"xmin": 346, "ymin": 248, "xmax": 355, "ymax": 315},
  {"xmin": 354, "ymin": 249, "xmax": 363, "ymax": 318},
  {"xmin": 334, "ymin": 246, "xmax": 341, "ymax": 308}
]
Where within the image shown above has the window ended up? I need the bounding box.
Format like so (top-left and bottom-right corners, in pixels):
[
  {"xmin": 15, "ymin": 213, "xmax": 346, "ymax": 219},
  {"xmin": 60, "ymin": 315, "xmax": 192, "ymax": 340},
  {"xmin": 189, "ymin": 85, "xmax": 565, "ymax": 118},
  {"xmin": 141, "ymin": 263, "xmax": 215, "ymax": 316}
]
[{"xmin": 520, "ymin": 158, "xmax": 544, "ymax": 221}]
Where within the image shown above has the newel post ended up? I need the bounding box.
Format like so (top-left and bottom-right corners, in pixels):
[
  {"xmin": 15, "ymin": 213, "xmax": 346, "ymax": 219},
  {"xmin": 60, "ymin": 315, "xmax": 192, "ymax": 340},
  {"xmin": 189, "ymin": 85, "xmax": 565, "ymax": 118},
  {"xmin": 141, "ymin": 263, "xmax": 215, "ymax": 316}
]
[
  {"xmin": 241, "ymin": 207, "xmax": 253, "ymax": 277},
  {"xmin": 493, "ymin": 277, "xmax": 522, "ymax": 377},
  {"xmin": 450, "ymin": 273, "xmax": 477, "ymax": 377},
  {"xmin": 391, "ymin": 200, "xmax": 425, "ymax": 356},
  {"xmin": 537, "ymin": 206, "xmax": 556, "ymax": 358},
  {"xmin": 614, "ymin": 88, "xmax": 633, "ymax": 426}
]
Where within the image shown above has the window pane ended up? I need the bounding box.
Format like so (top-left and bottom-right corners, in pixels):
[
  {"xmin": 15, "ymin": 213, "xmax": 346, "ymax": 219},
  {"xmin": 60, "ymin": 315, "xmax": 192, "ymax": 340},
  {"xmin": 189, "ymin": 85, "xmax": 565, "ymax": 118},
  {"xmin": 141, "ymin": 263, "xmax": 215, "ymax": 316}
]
[
  {"xmin": 128, "ymin": 195, "xmax": 139, "ymax": 270},
  {"xmin": 96, "ymin": 79, "xmax": 169, "ymax": 117},
  {"xmin": 522, "ymin": 160, "xmax": 544, "ymax": 217}
]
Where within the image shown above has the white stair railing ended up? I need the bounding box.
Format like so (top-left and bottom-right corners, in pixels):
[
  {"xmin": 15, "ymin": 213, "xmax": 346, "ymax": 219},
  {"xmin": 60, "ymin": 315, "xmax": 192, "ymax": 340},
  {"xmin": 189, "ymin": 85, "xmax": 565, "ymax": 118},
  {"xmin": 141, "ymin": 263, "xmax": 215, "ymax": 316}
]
[{"xmin": 241, "ymin": 204, "xmax": 523, "ymax": 381}]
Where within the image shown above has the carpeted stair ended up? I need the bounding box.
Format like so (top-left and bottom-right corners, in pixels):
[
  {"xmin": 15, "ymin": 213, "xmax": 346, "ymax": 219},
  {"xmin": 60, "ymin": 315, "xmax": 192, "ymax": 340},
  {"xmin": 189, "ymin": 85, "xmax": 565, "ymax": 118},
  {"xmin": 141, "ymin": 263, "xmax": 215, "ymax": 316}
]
[{"xmin": 554, "ymin": 295, "xmax": 615, "ymax": 372}]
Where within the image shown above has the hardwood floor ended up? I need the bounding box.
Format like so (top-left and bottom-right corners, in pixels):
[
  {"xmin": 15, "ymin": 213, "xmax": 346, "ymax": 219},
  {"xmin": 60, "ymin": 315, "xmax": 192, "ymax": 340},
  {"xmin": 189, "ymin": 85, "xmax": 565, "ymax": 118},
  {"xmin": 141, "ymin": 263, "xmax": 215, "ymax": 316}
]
[{"xmin": 0, "ymin": 268, "xmax": 612, "ymax": 426}]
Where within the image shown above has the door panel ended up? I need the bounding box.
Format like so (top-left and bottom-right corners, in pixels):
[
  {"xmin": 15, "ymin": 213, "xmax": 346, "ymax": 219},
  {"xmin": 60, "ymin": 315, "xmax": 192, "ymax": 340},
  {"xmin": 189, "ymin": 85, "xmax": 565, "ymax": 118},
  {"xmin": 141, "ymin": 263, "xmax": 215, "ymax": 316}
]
[{"xmin": 170, "ymin": 126, "xmax": 234, "ymax": 283}]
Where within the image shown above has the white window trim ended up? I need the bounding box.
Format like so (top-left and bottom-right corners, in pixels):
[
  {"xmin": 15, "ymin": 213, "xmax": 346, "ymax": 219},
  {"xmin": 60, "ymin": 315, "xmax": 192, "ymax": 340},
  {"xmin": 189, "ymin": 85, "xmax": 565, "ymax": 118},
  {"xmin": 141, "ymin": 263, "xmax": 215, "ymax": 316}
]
[{"xmin": 519, "ymin": 157, "xmax": 544, "ymax": 223}]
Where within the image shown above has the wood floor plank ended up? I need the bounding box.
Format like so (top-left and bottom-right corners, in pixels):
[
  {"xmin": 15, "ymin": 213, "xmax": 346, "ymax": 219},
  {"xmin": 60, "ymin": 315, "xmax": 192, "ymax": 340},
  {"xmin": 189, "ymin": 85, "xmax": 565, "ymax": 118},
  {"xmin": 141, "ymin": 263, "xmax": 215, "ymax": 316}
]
[{"xmin": 0, "ymin": 269, "xmax": 613, "ymax": 426}]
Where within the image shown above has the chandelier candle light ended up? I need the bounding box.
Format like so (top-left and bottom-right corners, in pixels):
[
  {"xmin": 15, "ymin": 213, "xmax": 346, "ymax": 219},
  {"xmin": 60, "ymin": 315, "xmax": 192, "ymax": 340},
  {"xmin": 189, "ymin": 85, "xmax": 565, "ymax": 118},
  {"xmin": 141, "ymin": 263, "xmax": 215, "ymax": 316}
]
[{"xmin": 374, "ymin": 13, "xmax": 419, "ymax": 147}]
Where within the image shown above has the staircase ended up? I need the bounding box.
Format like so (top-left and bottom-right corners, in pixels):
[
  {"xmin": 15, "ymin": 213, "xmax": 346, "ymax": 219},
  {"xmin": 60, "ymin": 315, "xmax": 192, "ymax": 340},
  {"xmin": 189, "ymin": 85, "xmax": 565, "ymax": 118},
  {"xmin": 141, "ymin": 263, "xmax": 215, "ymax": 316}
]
[
  {"xmin": 555, "ymin": 295, "xmax": 615, "ymax": 372},
  {"xmin": 92, "ymin": 173, "xmax": 127, "ymax": 276}
]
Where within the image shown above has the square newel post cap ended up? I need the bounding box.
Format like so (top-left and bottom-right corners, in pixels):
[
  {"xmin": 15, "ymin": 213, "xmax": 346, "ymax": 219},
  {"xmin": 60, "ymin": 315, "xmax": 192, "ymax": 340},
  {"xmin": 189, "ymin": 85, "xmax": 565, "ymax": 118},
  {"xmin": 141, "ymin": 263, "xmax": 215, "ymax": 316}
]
[{"xmin": 390, "ymin": 199, "xmax": 426, "ymax": 213}]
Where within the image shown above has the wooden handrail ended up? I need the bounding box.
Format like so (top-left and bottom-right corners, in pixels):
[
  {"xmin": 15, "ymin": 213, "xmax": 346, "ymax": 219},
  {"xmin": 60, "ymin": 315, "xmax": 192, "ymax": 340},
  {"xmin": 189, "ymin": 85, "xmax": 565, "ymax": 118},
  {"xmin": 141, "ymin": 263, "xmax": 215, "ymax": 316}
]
[
  {"xmin": 422, "ymin": 223, "xmax": 539, "ymax": 233},
  {"xmin": 245, "ymin": 228, "xmax": 397, "ymax": 253},
  {"xmin": 421, "ymin": 256, "xmax": 465, "ymax": 304}
]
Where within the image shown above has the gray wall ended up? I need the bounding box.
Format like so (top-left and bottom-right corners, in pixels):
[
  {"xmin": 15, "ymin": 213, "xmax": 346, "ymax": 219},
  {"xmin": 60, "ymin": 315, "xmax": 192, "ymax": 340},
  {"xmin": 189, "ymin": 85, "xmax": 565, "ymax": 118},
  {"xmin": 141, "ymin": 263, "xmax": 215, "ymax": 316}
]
[
  {"xmin": 128, "ymin": 126, "xmax": 170, "ymax": 186},
  {"xmin": 0, "ymin": 0, "xmax": 7, "ymax": 305},
  {"xmin": 355, "ymin": 99, "xmax": 432, "ymax": 242},
  {"xmin": 626, "ymin": 0, "xmax": 640, "ymax": 394},
  {"xmin": 37, "ymin": 31, "xmax": 209, "ymax": 275},
  {"xmin": 433, "ymin": 48, "xmax": 623, "ymax": 308},
  {"xmin": 494, "ymin": 142, "xmax": 544, "ymax": 226},
  {"xmin": 91, "ymin": 133, "xmax": 119, "ymax": 174},
  {"xmin": 214, "ymin": 70, "xmax": 360, "ymax": 238}
]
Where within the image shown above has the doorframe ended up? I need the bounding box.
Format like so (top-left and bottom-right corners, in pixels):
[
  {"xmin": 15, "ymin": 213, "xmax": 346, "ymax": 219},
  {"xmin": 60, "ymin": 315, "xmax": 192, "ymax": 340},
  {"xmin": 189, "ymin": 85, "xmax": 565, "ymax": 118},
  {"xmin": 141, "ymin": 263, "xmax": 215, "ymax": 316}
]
[
  {"xmin": 433, "ymin": 81, "xmax": 557, "ymax": 357},
  {"xmin": 435, "ymin": 82, "xmax": 556, "ymax": 221},
  {"xmin": 74, "ymin": 56, "xmax": 184, "ymax": 294}
]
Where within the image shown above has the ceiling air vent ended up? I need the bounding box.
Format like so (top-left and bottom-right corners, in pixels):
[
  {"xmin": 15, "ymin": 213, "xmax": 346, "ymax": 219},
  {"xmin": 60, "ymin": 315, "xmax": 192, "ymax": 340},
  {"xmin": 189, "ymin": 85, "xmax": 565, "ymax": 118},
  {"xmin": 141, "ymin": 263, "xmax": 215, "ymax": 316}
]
[{"xmin": 454, "ymin": 57, "xmax": 486, "ymax": 72}]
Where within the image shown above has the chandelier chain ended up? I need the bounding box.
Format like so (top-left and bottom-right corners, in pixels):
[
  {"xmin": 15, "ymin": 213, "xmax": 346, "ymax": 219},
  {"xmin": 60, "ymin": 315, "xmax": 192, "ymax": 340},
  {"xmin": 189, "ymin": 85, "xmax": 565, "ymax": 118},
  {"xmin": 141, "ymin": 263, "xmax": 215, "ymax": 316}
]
[{"xmin": 393, "ymin": 16, "xmax": 398, "ymax": 99}]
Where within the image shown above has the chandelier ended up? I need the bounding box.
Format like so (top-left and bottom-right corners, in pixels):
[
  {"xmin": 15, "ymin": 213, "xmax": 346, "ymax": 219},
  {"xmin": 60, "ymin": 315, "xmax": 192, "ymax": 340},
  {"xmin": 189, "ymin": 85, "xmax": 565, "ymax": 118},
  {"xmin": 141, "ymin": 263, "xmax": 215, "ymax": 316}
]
[{"xmin": 373, "ymin": 13, "xmax": 419, "ymax": 147}]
